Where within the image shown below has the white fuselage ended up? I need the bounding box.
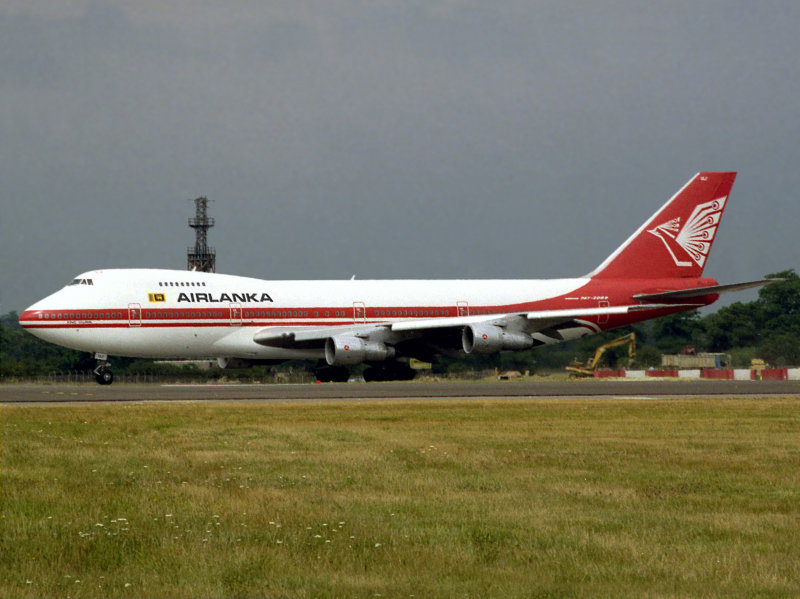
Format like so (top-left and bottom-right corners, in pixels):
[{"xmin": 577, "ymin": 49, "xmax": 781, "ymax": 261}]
[{"xmin": 21, "ymin": 268, "xmax": 594, "ymax": 360}]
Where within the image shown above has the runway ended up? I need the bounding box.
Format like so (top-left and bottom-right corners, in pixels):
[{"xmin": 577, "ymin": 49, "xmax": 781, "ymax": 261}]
[{"xmin": 2, "ymin": 379, "xmax": 800, "ymax": 404}]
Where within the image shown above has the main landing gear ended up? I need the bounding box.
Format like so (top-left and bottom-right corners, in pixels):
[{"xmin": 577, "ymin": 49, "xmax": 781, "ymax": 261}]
[{"xmin": 93, "ymin": 353, "xmax": 114, "ymax": 385}]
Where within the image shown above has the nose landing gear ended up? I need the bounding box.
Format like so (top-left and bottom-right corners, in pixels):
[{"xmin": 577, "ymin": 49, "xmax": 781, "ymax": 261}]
[{"xmin": 93, "ymin": 353, "xmax": 114, "ymax": 385}]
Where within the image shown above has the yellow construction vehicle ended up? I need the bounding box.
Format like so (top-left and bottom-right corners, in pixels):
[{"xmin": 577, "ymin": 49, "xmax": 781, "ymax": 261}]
[{"xmin": 566, "ymin": 332, "xmax": 636, "ymax": 377}]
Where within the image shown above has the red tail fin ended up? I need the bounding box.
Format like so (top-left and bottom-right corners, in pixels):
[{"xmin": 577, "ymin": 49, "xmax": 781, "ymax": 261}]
[{"xmin": 588, "ymin": 172, "xmax": 736, "ymax": 279}]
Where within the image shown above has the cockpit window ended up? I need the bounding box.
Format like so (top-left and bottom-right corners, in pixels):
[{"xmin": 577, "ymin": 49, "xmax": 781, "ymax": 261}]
[{"xmin": 67, "ymin": 278, "xmax": 94, "ymax": 286}]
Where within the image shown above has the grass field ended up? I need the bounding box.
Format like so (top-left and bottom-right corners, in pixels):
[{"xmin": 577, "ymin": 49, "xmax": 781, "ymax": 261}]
[{"xmin": 2, "ymin": 397, "xmax": 800, "ymax": 598}]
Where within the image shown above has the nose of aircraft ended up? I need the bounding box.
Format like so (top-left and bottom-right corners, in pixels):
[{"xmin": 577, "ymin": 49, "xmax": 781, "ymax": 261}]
[
  {"xmin": 19, "ymin": 291, "xmax": 59, "ymax": 334},
  {"xmin": 19, "ymin": 303, "xmax": 44, "ymax": 330}
]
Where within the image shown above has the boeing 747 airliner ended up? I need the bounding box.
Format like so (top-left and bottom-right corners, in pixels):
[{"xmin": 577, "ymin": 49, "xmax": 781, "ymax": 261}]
[{"xmin": 20, "ymin": 172, "xmax": 772, "ymax": 383}]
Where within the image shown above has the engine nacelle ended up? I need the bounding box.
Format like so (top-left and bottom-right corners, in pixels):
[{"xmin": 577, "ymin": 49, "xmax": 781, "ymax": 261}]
[
  {"xmin": 462, "ymin": 324, "xmax": 533, "ymax": 354},
  {"xmin": 325, "ymin": 336, "xmax": 396, "ymax": 366}
]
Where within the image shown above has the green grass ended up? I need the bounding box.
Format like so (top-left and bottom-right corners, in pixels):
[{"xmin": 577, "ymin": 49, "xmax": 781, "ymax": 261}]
[{"xmin": 2, "ymin": 397, "xmax": 800, "ymax": 598}]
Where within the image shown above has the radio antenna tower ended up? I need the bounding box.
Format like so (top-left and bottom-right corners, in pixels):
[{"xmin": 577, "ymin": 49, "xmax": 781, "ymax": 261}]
[{"xmin": 187, "ymin": 197, "xmax": 216, "ymax": 272}]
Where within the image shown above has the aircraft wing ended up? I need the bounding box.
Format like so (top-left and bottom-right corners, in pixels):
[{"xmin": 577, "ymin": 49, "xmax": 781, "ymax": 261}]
[
  {"xmin": 389, "ymin": 303, "xmax": 700, "ymax": 333},
  {"xmin": 252, "ymin": 302, "xmax": 699, "ymax": 349}
]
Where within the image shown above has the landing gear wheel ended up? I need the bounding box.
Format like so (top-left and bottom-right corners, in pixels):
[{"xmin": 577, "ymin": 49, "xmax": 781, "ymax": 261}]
[
  {"xmin": 93, "ymin": 355, "xmax": 114, "ymax": 385},
  {"xmin": 95, "ymin": 369, "xmax": 114, "ymax": 385}
]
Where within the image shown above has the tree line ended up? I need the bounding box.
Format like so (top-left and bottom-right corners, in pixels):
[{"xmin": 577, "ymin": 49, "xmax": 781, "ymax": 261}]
[{"xmin": 1, "ymin": 270, "xmax": 797, "ymax": 379}]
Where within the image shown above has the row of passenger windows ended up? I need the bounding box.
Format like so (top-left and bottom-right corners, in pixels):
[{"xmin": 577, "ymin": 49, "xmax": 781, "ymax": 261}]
[
  {"xmin": 159, "ymin": 281, "xmax": 207, "ymax": 287},
  {"xmin": 43, "ymin": 312, "xmax": 121, "ymax": 320},
  {"xmin": 145, "ymin": 311, "xmax": 223, "ymax": 318},
  {"xmin": 375, "ymin": 310, "xmax": 449, "ymax": 317},
  {"xmin": 136, "ymin": 309, "xmax": 454, "ymax": 319},
  {"xmin": 39, "ymin": 308, "xmax": 510, "ymax": 321}
]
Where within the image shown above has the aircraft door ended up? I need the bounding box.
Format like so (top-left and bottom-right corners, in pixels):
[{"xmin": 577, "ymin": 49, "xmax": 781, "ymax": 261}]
[
  {"xmin": 230, "ymin": 303, "xmax": 243, "ymax": 326},
  {"xmin": 457, "ymin": 301, "xmax": 469, "ymax": 317},
  {"xmin": 128, "ymin": 303, "xmax": 142, "ymax": 327},
  {"xmin": 597, "ymin": 300, "xmax": 610, "ymax": 324},
  {"xmin": 353, "ymin": 301, "xmax": 366, "ymax": 323}
]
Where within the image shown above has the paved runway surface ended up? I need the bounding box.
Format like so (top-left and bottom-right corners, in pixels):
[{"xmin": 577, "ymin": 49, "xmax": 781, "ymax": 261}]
[{"xmin": 2, "ymin": 380, "xmax": 799, "ymax": 404}]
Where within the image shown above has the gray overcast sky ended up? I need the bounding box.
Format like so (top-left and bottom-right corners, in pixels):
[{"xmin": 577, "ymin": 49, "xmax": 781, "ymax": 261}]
[{"xmin": 2, "ymin": 1, "xmax": 799, "ymax": 313}]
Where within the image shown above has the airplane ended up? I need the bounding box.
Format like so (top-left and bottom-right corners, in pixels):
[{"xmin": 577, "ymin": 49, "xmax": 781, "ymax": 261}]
[{"xmin": 19, "ymin": 172, "xmax": 774, "ymax": 385}]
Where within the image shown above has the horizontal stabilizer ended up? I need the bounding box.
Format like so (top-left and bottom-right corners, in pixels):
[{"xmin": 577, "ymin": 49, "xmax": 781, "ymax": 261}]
[{"xmin": 633, "ymin": 279, "xmax": 778, "ymax": 302}]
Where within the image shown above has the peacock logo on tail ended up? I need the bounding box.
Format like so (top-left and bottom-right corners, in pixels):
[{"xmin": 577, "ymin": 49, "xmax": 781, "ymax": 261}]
[{"xmin": 648, "ymin": 195, "xmax": 727, "ymax": 268}]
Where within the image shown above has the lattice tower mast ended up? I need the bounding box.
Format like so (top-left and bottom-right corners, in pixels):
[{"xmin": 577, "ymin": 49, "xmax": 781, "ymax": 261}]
[{"xmin": 187, "ymin": 197, "xmax": 216, "ymax": 272}]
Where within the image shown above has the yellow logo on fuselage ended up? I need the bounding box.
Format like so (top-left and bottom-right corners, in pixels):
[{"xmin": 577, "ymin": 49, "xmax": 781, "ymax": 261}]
[{"xmin": 148, "ymin": 293, "xmax": 166, "ymax": 302}]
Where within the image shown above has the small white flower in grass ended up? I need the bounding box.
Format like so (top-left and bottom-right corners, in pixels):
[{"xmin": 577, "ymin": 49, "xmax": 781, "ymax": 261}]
[
  {"xmin": 374, "ymin": 543, "xmax": 381, "ymax": 547},
  {"xmin": 26, "ymin": 580, "xmax": 32, "ymax": 585},
  {"xmin": 125, "ymin": 583, "xmax": 132, "ymax": 587}
]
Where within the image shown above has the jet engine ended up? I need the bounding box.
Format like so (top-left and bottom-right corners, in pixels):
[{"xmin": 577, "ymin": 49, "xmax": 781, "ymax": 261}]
[
  {"xmin": 325, "ymin": 336, "xmax": 396, "ymax": 366},
  {"xmin": 462, "ymin": 324, "xmax": 533, "ymax": 354}
]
